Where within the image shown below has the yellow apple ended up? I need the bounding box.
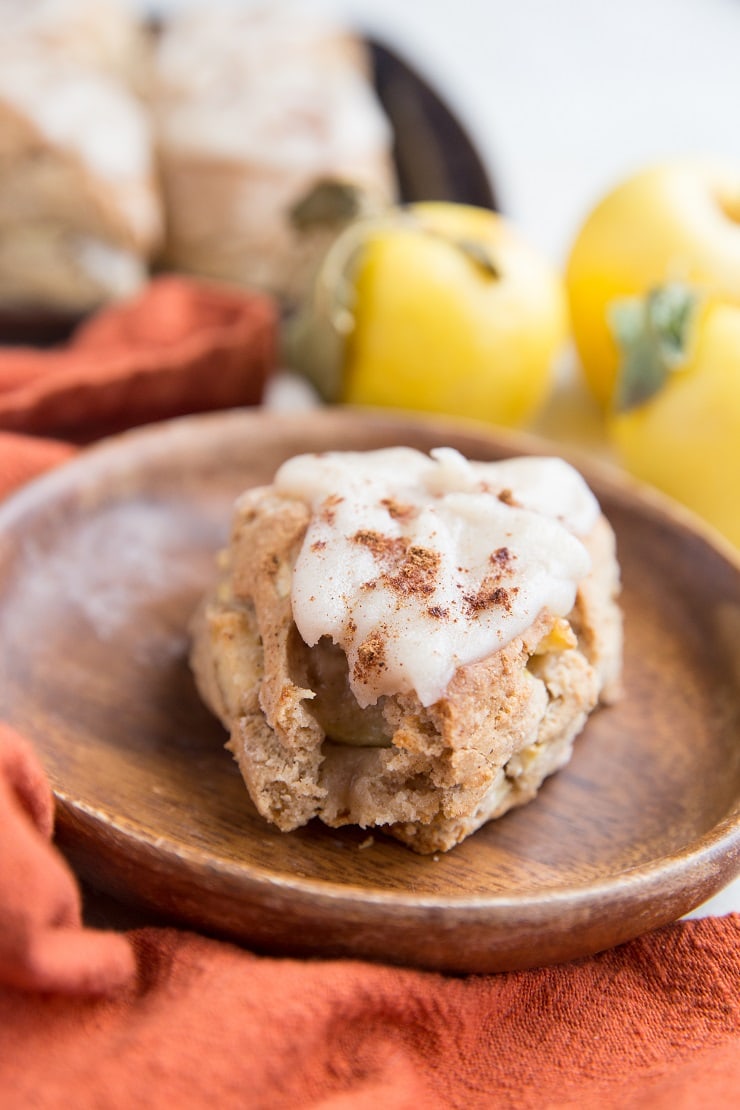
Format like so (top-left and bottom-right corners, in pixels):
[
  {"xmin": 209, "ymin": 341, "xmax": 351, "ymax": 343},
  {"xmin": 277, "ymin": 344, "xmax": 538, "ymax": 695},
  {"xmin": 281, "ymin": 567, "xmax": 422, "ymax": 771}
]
[
  {"xmin": 288, "ymin": 203, "xmax": 567, "ymax": 429},
  {"xmin": 565, "ymin": 160, "xmax": 740, "ymax": 408},
  {"xmin": 607, "ymin": 284, "xmax": 740, "ymax": 548}
]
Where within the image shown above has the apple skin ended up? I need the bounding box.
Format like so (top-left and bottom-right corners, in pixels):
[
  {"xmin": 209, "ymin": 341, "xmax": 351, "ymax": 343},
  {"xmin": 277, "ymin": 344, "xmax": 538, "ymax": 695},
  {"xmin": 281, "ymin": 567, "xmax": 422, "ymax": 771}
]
[
  {"xmin": 341, "ymin": 203, "xmax": 568, "ymax": 429},
  {"xmin": 565, "ymin": 160, "xmax": 740, "ymax": 408},
  {"xmin": 607, "ymin": 296, "xmax": 740, "ymax": 549}
]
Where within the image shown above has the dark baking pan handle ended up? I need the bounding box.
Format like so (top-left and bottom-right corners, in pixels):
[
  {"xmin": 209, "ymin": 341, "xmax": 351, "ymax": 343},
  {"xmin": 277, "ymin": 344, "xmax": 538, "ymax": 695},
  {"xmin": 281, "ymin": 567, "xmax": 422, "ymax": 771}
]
[{"xmin": 368, "ymin": 37, "xmax": 498, "ymax": 210}]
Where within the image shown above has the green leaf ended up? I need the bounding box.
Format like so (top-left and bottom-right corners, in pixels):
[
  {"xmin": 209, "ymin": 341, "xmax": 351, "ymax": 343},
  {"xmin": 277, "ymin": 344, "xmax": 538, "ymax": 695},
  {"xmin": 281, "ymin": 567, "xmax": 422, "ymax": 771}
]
[
  {"xmin": 288, "ymin": 180, "xmax": 366, "ymax": 232},
  {"xmin": 609, "ymin": 283, "xmax": 699, "ymax": 412}
]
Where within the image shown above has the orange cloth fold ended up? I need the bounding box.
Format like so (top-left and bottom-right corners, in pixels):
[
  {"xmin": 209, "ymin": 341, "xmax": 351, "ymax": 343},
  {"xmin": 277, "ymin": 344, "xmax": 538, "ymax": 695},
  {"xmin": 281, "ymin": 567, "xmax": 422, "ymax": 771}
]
[
  {"xmin": 0, "ymin": 276, "xmax": 277, "ymax": 439},
  {"xmin": 0, "ymin": 724, "xmax": 135, "ymax": 995},
  {"xmin": 0, "ymin": 722, "xmax": 738, "ymax": 1109},
  {"xmin": 0, "ymin": 298, "xmax": 738, "ymax": 1107}
]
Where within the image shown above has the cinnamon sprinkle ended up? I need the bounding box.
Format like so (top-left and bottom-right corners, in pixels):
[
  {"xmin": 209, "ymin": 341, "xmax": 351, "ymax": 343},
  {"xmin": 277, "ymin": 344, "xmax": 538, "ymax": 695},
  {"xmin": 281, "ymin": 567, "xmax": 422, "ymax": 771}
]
[
  {"xmin": 463, "ymin": 578, "xmax": 516, "ymax": 616},
  {"xmin": 384, "ymin": 545, "xmax": 440, "ymax": 599},
  {"xmin": 380, "ymin": 497, "xmax": 417, "ymax": 522},
  {"xmin": 353, "ymin": 629, "xmax": 387, "ymax": 682},
  {"xmin": 427, "ymin": 605, "xmax": 449, "ymax": 619},
  {"xmin": 490, "ymin": 546, "xmax": 513, "ymax": 567},
  {"xmin": 320, "ymin": 493, "xmax": 344, "ymax": 524},
  {"xmin": 497, "ymin": 489, "xmax": 518, "ymax": 507},
  {"xmin": 351, "ymin": 529, "xmax": 407, "ymax": 560}
]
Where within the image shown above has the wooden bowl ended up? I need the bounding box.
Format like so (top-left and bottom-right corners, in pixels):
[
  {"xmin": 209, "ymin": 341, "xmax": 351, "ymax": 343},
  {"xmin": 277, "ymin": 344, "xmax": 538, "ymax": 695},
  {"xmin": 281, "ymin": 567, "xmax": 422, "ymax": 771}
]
[{"xmin": 0, "ymin": 408, "xmax": 738, "ymax": 972}]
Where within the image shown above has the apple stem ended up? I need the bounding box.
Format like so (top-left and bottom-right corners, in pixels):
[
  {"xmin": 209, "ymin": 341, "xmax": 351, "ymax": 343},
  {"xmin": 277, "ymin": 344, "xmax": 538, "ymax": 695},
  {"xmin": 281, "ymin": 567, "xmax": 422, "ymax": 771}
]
[
  {"xmin": 609, "ymin": 283, "xmax": 698, "ymax": 411},
  {"xmin": 454, "ymin": 238, "xmax": 500, "ymax": 279}
]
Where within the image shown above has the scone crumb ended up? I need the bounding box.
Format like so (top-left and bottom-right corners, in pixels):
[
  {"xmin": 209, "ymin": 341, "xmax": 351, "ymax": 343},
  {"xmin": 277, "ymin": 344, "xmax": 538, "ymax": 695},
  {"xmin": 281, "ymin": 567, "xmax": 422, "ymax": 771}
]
[{"xmin": 358, "ymin": 836, "xmax": 375, "ymax": 850}]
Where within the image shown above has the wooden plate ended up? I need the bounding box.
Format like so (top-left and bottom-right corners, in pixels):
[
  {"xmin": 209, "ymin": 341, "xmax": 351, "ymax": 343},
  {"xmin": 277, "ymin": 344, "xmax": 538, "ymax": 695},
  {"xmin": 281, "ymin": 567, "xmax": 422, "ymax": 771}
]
[{"xmin": 1, "ymin": 408, "xmax": 739, "ymax": 972}]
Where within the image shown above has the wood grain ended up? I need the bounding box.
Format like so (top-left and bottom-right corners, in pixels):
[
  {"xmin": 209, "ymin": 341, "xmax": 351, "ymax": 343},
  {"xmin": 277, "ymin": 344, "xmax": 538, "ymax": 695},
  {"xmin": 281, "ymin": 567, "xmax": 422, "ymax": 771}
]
[{"xmin": 0, "ymin": 408, "xmax": 738, "ymax": 972}]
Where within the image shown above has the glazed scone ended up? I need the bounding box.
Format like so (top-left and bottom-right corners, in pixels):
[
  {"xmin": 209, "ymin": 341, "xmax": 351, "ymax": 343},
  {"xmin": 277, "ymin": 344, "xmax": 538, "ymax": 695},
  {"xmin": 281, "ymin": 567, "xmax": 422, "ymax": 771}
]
[
  {"xmin": 150, "ymin": 3, "xmax": 395, "ymax": 305},
  {"xmin": 190, "ymin": 447, "xmax": 622, "ymax": 853},
  {"xmin": 0, "ymin": 2, "xmax": 160, "ymax": 313},
  {"xmin": 0, "ymin": 0, "xmax": 149, "ymax": 87}
]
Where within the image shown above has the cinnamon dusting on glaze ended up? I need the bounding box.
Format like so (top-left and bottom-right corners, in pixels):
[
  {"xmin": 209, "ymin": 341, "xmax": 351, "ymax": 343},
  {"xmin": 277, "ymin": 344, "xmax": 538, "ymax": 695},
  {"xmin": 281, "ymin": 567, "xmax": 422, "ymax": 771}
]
[
  {"xmin": 275, "ymin": 446, "xmax": 599, "ymax": 707},
  {"xmin": 353, "ymin": 629, "xmax": 387, "ymax": 683},
  {"xmin": 384, "ymin": 545, "xmax": 440, "ymax": 600}
]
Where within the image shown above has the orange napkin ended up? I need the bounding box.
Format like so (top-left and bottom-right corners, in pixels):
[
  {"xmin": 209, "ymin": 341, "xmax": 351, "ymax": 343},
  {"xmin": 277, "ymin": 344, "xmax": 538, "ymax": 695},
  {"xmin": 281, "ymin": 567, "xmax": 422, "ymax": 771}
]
[
  {"xmin": 0, "ymin": 303, "xmax": 738, "ymax": 1108},
  {"xmin": 0, "ymin": 276, "xmax": 276, "ymax": 440},
  {"xmin": 0, "ymin": 714, "xmax": 738, "ymax": 1108},
  {"xmin": 0, "ymin": 723, "xmax": 134, "ymax": 994}
]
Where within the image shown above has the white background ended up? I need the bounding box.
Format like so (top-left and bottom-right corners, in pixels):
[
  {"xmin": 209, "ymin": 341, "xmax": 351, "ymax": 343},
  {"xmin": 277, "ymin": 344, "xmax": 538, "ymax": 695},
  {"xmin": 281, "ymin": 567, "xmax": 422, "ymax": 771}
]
[{"xmin": 134, "ymin": 0, "xmax": 740, "ymax": 916}]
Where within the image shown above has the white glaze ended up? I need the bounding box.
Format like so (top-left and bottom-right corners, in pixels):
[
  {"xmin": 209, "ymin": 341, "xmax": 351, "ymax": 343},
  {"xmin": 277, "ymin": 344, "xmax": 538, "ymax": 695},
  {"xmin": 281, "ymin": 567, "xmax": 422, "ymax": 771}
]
[
  {"xmin": 274, "ymin": 447, "xmax": 599, "ymax": 709},
  {"xmin": 0, "ymin": 51, "xmax": 159, "ymax": 248},
  {"xmin": 153, "ymin": 4, "xmax": 392, "ymax": 169}
]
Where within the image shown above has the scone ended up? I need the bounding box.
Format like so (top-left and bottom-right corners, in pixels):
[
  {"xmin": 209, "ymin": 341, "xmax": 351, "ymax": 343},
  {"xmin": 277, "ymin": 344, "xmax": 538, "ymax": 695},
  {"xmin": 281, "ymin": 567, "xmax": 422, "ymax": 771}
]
[
  {"xmin": 0, "ymin": 0, "xmax": 149, "ymax": 87},
  {"xmin": 190, "ymin": 447, "xmax": 622, "ymax": 853},
  {"xmin": 150, "ymin": 3, "xmax": 396, "ymax": 305},
  {"xmin": 0, "ymin": 1, "xmax": 160, "ymax": 314}
]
